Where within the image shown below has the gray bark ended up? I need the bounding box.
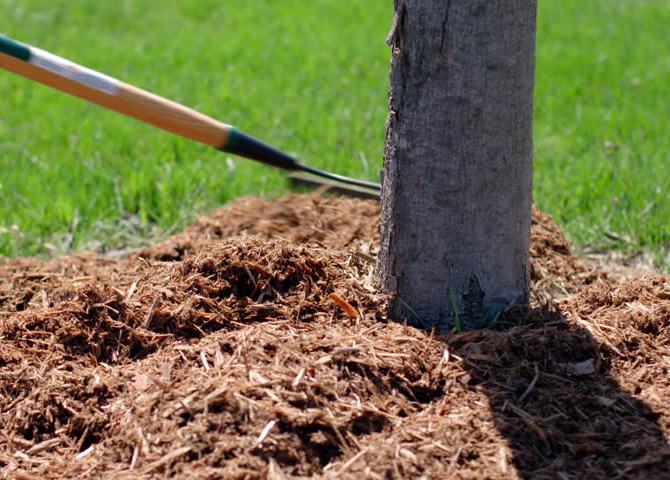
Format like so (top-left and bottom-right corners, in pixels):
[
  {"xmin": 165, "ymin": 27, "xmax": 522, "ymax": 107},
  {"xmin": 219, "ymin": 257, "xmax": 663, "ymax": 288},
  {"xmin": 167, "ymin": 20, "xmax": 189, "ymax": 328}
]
[{"xmin": 377, "ymin": 0, "xmax": 537, "ymax": 330}]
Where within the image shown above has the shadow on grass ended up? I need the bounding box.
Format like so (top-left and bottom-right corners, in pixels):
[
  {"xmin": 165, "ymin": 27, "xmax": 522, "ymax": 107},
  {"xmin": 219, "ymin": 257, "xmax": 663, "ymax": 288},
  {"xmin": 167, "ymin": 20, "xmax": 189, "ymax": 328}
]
[{"xmin": 449, "ymin": 304, "xmax": 670, "ymax": 478}]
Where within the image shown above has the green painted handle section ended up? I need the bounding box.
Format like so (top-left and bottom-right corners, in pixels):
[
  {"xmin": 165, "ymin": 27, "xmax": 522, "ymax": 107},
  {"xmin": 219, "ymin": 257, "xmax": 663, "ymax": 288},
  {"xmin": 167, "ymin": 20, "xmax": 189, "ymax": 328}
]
[
  {"xmin": 0, "ymin": 35, "xmax": 31, "ymax": 61},
  {"xmin": 221, "ymin": 128, "xmax": 300, "ymax": 170}
]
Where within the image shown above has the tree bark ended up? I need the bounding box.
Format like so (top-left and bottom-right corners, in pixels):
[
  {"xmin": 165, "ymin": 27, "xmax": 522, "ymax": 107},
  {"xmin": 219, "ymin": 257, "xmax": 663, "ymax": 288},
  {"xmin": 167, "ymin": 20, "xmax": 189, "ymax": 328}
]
[{"xmin": 377, "ymin": 0, "xmax": 537, "ymax": 330}]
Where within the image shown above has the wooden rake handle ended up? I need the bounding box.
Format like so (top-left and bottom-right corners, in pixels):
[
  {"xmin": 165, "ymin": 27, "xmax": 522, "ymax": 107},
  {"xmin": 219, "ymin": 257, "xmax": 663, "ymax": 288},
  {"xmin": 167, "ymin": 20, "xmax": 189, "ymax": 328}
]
[
  {"xmin": 0, "ymin": 34, "xmax": 381, "ymax": 191},
  {"xmin": 0, "ymin": 35, "xmax": 232, "ymax": 148}
]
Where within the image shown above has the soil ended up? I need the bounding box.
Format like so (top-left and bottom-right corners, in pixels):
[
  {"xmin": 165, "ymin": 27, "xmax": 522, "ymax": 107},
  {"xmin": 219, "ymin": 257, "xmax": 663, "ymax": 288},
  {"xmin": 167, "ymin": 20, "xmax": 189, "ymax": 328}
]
[{"xmin": 1, "ymin": 194, "xmax": 668, "ymax": 479}]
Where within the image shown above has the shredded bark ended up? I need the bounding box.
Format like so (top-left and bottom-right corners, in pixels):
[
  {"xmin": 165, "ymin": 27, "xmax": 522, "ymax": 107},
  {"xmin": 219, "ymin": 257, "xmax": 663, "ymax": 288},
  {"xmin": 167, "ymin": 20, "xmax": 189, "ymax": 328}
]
[{"xmin": 1, "ymin": 194, "xmax": 667, "ymax": 479}]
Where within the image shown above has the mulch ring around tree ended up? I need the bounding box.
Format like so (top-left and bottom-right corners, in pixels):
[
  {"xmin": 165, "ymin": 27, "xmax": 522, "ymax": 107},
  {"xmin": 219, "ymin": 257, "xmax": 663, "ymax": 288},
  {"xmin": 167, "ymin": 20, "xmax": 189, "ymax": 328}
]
[{"xmin": 1, "ymin": 194, "xmax": 668, "ymax": 479}]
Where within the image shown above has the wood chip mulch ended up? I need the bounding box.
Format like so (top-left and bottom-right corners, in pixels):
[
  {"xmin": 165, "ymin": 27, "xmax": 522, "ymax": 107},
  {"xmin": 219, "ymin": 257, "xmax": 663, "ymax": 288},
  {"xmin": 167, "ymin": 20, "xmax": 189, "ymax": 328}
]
[{"xmin": 1, "ymin": 194, "xmax": 668, "ymax": 479}]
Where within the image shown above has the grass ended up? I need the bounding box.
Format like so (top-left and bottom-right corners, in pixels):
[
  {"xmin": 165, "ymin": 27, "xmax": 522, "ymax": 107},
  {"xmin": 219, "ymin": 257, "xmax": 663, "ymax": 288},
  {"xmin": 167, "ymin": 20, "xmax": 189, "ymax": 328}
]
[
  {"xmin": 534, "ymin": 1, "xmax": 670, "ymax": 268},
  {"xmin": 1, "ymin": 0, "xmax": 668, "ymax": 267}
]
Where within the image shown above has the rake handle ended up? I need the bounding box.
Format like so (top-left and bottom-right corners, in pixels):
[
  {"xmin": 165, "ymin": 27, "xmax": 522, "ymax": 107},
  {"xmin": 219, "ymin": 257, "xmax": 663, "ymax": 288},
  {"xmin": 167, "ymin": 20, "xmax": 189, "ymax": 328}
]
[
  {"xmin": 0, "ymin": 34, "xmax": 381, "ymax": 190},
  {"xmin": 0, "ymin": 45, "xmax": 229, "ymax": 148},
  {"xmin": 0, "ymin": 35, "xmax": 303, "ymax": 171}
]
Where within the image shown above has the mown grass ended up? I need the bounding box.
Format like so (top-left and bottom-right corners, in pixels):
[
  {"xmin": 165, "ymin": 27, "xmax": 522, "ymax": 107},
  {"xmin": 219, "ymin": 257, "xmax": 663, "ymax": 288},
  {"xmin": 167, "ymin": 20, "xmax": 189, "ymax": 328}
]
[
  {"xmin": 1, "ymin": 0, "xmax": 668, "ymax": 267},
  {"xmin": 535, "ymin": 0, "xmax": 669, "ymax": 267}
]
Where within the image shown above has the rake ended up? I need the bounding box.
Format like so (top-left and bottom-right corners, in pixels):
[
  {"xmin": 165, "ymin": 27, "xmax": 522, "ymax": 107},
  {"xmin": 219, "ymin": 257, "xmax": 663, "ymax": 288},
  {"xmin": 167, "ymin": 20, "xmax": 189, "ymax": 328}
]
[{"xmin": 0, "ymin": 34, "xmax": 380, "ymax": 199}]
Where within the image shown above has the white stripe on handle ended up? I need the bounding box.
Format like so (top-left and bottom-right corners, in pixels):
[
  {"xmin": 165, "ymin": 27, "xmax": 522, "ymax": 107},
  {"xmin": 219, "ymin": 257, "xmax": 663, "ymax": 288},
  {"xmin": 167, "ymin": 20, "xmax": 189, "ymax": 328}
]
[{"xmin": 29, "ymin": 47, "xmax": 120, "ymax": 95}]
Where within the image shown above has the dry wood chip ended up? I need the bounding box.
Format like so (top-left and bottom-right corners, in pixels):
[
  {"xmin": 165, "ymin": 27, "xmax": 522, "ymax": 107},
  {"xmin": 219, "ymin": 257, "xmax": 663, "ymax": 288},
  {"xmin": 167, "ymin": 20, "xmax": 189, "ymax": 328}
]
[{"xmin": 328, "ymin": 293, "xmax": 359, "ymax": 318}]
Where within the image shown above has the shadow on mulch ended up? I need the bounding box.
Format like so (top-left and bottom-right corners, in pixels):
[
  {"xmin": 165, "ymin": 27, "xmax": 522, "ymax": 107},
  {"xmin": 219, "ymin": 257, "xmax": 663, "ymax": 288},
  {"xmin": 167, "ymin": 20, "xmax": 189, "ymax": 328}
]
[{"xmin": 450, "ymin": 301, "xmax": 670, "ymax": 479}]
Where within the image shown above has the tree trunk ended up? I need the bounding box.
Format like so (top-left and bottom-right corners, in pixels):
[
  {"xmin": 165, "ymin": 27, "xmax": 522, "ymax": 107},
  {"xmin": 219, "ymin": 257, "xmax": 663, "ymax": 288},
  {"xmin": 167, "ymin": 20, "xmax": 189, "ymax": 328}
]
[{"xmin": 377, "ymin": 0, "xmax": 537, "ymax": 330}]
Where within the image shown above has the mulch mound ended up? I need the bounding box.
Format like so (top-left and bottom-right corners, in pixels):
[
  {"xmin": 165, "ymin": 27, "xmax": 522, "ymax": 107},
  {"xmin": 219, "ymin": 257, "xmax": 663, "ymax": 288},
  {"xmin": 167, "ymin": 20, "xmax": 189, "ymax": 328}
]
[{"xmin": 1, "ymin": 194, "xmax": 668, "ymax": 479}]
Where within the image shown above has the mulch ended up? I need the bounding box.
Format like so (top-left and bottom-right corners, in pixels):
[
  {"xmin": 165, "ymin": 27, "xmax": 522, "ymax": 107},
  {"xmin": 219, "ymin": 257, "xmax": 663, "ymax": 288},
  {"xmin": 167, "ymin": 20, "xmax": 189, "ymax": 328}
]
[{"xmin": 0, "ymin": 194, "xmax": 668, "ymax": 479}]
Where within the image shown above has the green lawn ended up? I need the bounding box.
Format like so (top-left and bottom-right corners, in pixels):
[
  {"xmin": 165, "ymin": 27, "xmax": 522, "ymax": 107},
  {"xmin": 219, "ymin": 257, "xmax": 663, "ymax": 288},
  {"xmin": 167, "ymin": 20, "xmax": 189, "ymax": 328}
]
[{"xmin": 1, "ymin": 0, "xmax": 668, "ymax": 268}]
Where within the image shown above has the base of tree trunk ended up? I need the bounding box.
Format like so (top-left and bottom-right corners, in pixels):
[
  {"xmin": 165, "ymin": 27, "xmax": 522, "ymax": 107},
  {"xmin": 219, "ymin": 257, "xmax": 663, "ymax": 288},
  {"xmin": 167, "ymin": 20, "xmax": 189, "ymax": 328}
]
[{"xmin": 377, "ymin": 0, "xmax": 537, "ymax": 330}]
